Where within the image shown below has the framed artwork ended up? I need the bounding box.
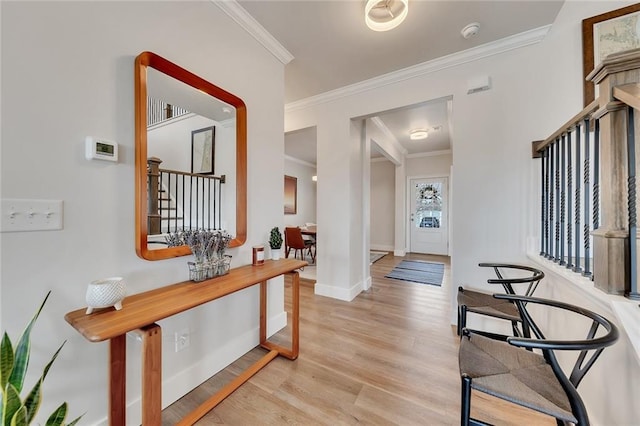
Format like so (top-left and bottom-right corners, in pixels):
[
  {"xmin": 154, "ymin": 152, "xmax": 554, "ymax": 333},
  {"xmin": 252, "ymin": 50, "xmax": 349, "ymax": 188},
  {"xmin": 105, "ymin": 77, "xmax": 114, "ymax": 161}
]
[
  {"xmin": 191, "ymin": 126, "xmax": 216, "ymax": 174},
  {"xmin": 582, "ymin": 3, "xmax": 640, "ymax": 106},
  {"xmin": 284, "ymin": 175, "xmax": 297, "ymax": 215}
]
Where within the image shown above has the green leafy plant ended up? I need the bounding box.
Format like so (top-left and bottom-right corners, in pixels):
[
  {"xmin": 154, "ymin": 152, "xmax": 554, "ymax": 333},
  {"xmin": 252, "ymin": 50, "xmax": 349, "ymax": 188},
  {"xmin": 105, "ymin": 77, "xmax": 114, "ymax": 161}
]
[
  {"xmin": 0, "ymin": 291, "xmax": 82, "ymax": 426},
  {"xmin": 269, "ymin": 227, "xmax": 283, "ymax": 249}
]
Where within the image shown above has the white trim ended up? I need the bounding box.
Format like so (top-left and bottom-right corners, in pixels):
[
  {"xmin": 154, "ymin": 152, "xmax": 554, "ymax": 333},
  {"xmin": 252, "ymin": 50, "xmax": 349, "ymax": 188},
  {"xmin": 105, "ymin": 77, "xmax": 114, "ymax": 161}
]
[
  {"xmin": 370, "ymin": 244, "xmax": 394, "ymax": 252},
  {"xmin": 212, "ymin": 0, "xmax": 294, "ymax": 65},
  {"xmin": 314, "ymin": 280, "xmax": 363, "ymax": 301},
  {"xmin": 285, "ymin": 25, "xmax": 551, "ymax": 112},
  {"xmin": 285, "ymin": 155, "xmax": 317, "ymax": 168},
  {"xmin": 393, "ymin": 249, "xmax": 406, "ymax": 257},
  {"xmin": 370, "ymin": 117, "xmax": 408, "ymax": 155},
  {"xmin": 406, "ymin": 149, "xmax": 452, "ymax": 159}
]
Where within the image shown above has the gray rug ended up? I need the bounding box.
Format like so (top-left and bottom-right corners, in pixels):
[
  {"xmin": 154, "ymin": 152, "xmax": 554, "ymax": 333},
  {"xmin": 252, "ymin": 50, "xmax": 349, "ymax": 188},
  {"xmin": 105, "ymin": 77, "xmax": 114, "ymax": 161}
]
[
  {"xmin": 385, "ymin": 260, "xmax": 444, "ymax": 286},
  {"xmin": 370, "ymin": 251, "xmax": 387, "ymax": 264}
]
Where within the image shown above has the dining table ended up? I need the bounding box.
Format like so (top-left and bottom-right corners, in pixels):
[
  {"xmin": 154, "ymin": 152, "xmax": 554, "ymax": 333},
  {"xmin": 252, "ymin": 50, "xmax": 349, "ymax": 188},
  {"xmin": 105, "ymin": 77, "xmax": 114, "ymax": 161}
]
[{"xmin": 300, "ymin": 225, "xmax": 316, "ymax": 237}]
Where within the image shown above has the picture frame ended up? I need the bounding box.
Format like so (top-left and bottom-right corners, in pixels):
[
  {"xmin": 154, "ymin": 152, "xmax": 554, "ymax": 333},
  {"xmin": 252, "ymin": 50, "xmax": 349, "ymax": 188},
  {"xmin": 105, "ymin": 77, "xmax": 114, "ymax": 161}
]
[
  {"xmin": 191, "ymin": 126, "xmax": 216, "ymax": 174},
  {"xmin": 284, "ymin": 175, "xmax": 297, "ymax": 215},
  {"xmin": 582, "ymin": 3, "xmax": 640, "ymax": 107}
]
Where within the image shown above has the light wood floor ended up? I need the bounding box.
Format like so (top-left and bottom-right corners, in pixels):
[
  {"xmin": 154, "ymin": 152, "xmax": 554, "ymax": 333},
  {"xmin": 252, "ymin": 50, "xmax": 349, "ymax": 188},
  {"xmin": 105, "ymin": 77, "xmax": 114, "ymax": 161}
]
[{"xmin": 163, "ymin": 253, "xmax": 553, "ymax": 425}]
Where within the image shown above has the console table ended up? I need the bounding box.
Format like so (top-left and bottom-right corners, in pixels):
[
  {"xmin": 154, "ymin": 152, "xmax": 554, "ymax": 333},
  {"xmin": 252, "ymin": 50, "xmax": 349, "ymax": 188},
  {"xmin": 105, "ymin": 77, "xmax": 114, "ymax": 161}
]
[{"xmin": 65, "ymin": 258, "xmax": 306, "ymax": 425}]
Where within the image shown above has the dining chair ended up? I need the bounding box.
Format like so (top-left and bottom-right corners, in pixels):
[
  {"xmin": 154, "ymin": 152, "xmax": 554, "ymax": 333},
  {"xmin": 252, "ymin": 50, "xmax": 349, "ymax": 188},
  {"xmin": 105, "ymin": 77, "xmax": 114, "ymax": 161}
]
[
  {"xmin": 459, "ymin": 294, "xmax": 618, "ymax": 426},
  {"xmin": 457, "ymin": 263, "xmax": 544, "ymax": 337},
  {"xmin": 284, "ymin": 227, "xmax": 315, "ymax": 263}
]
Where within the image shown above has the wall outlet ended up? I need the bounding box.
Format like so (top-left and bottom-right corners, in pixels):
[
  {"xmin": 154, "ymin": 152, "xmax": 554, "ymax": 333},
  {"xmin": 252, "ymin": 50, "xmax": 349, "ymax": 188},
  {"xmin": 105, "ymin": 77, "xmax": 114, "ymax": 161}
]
[{"xmin": 174, "ymin": 328, "xmax": 190, "ymax": 352}]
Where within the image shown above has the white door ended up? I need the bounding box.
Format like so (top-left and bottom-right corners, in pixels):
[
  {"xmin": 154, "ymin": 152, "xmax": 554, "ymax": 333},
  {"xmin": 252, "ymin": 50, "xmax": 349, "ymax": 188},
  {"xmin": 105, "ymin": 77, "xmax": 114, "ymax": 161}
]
[{"xmin": 409, "ymin": 177, "xmax": 448, "ymax": 255}]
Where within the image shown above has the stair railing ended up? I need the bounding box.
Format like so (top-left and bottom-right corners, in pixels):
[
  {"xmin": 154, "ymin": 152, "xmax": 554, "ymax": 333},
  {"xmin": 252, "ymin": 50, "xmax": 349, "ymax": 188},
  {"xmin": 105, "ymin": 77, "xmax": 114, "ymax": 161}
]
[
  {"xmin": 147, "ymin": 157, "xmax": 225, "ymax": 236},
  {"xmin": 534, "ymin": 47, "xmax": 640, "ymax": 300}
]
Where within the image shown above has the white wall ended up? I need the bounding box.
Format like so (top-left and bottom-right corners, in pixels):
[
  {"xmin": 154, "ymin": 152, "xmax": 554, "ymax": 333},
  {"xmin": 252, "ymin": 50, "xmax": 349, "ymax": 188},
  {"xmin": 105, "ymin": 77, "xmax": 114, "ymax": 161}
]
[
  {"xmin": 370, "ymin": 159, "xmax": 395, "ymax": 251},
  {"xmin": 283, "ymin": 158, "xmax": 317, "ymax": 229},
  {"xmin": 1, "ymin": 2, "xmax": 285, "ymax": 424},
  {"xmin": 285, "ymin": 1, "xmax": 640, "ymax": 424}
]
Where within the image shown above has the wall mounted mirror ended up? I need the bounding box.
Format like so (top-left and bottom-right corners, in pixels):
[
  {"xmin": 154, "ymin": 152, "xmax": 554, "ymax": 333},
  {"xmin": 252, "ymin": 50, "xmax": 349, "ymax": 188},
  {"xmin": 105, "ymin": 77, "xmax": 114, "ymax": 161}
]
[{"xmin": 135, "ymin": 51, "xmax": 247, "ymax": 260}]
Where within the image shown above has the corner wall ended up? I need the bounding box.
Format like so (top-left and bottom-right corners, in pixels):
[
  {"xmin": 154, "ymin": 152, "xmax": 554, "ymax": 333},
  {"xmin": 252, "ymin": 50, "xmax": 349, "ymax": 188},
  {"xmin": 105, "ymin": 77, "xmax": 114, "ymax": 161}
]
[{"xmin": 1, "ymin": 2, "xmax": 285, "ymax": 424}]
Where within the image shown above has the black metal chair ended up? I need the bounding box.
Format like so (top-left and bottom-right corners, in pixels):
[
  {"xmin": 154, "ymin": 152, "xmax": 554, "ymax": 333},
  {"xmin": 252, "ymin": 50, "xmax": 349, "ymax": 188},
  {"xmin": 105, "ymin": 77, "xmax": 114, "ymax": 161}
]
[
  {"xmin": 457, "ymin": 263, "xmax": 544, "ymax": 336},
  {"xmin": 459, "ymin": 294, "xmax": 619, "ymax": 426}
]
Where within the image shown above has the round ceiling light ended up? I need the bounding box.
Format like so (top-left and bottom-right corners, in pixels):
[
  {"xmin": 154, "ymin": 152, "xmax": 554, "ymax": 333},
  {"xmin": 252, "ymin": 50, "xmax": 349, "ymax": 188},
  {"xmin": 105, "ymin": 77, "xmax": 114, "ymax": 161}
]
[
  {"xmin": 410, "ymin": 129, "xmax": 429, "ymax": 140},
  {"xmin": 365, "ymin": 0, "xmax": 409, "ymax": 32}
]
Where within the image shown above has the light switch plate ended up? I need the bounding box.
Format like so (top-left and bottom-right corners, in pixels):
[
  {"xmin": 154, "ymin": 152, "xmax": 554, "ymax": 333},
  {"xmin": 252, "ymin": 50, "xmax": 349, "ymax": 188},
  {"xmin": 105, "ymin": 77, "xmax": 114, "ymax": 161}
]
[{"xmin": 1, "ymin": 199, "xmax": 63, "ymax": 232}]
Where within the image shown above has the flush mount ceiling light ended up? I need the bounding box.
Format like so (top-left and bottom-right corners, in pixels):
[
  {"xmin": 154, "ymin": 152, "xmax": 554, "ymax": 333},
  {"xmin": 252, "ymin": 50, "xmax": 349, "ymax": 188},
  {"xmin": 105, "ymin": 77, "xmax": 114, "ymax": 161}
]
[
  {"xmin": 365, "ymin": 0, "xmax": 409, "ymax": 32},
  {"xmin": 410, "ymin": 129, "xmax": 429, "ymax": 140}
]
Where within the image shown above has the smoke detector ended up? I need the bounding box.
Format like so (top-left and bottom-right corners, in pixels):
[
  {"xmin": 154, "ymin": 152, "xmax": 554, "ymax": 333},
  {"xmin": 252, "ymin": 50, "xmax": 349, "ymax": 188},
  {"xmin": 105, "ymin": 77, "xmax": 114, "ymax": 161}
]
[{"xmin": 461, "ymin": 22, "xmax": 480, "ymax": 39}]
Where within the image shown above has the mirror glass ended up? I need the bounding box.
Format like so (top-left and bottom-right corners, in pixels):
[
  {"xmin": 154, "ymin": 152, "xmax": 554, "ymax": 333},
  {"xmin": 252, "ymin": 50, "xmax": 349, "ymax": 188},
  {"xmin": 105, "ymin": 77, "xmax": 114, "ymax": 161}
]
[{"xmin": 135, "ymin": 52, "xmax": 246, "ymax": 260}]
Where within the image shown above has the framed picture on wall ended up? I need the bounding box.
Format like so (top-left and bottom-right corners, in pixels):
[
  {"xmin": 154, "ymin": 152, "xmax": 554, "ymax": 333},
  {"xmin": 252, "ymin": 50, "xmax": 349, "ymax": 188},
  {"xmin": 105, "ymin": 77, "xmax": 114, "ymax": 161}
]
[
  {"xmin": 191, "ymin": 126, "xmax": 216, "ymax": 174},
  {"xmin": 284, "ymin": 175, "xmax": 297, "ymax": 215},
  {"xmin": 582, "ymin": 3, "xmax": 640, "ymax": 106}
]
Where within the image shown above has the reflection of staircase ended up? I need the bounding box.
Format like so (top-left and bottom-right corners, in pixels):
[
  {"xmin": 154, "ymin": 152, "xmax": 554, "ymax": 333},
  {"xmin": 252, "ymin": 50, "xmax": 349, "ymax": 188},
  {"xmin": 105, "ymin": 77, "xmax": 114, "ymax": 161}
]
[{"xmin": 147, "ymin": 157, "xmax": 226, "ymax": 238}]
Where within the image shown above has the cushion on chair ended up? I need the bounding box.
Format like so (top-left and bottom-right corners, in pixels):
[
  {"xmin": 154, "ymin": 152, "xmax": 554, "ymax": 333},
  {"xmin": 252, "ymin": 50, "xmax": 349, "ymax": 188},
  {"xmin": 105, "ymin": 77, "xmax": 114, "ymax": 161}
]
[
  {"xmin": 459, "ymin": 332, "xmax": 577, "ymax": 423},
  {"xmin": 457, "ymin": 288, "xmax": 521, "ymax": 322}
]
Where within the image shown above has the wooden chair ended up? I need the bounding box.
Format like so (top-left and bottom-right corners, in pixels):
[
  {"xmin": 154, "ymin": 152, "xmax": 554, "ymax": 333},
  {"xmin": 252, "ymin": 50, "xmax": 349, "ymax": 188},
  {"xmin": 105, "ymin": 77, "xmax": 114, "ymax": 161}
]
[
  {"xmin": 284, "ymin": 227, "xmax": 315, "ymax": 263},
  {"xmin": 457, "ymin": 263, "xmax": 544, "ymax": 337},
  {"xmin": 459, "ymin": 294, "xmax": 618, "ymax": 426}
]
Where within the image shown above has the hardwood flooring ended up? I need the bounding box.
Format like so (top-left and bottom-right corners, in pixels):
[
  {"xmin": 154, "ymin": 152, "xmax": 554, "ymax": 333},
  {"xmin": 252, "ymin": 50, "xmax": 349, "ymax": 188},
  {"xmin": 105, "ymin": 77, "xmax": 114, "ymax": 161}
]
[{"xmin": 163, "ymin": 253, "xmax": 553, "ymax": 425}]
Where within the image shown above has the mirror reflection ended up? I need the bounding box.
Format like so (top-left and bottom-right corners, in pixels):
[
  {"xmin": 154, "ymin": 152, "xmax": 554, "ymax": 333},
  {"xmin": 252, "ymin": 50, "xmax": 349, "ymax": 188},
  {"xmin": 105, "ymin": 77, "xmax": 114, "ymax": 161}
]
[{"xmin": 135, "ymin": 52, "xmax": 246, "ymax": 261}]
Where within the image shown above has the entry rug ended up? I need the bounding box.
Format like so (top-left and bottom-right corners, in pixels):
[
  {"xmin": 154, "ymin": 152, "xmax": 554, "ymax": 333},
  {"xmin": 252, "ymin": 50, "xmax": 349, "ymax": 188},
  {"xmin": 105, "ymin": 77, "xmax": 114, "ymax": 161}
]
[
  {"xmin": 370, "ymin": 251, "xmax": 387, "ymax": 264},
  {"xmin": 385, "ymin": 260, "xmax": 444, "ymax": 286}
]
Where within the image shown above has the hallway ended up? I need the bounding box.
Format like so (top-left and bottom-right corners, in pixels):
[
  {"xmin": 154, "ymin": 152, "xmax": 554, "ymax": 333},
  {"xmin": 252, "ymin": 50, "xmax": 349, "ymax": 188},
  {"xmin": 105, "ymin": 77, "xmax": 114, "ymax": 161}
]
[{"xmin": 163, "ymin": 253, "xmax": 552, "ymax": 424}]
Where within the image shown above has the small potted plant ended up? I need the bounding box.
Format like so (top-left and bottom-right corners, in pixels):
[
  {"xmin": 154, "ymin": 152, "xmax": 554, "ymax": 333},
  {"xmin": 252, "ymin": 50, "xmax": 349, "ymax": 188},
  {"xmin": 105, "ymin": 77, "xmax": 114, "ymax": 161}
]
[{"xmin": 269, "ymin": 227, "xmax": 283, "ymax": 260}]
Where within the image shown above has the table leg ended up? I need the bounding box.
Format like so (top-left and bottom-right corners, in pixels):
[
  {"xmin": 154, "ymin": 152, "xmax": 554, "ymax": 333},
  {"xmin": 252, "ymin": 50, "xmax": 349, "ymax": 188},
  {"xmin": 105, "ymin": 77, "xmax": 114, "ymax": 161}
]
[
  {"xmin": 109, "ymin": 334, "xmax": 126, "ymax": 426},
  {"xmin": 260, "ymin": 270, "xmax": 300, "ymax": 360},
  {"xmin": 133, "ymin": 323, "xmax": 162, "ymax": 426}
]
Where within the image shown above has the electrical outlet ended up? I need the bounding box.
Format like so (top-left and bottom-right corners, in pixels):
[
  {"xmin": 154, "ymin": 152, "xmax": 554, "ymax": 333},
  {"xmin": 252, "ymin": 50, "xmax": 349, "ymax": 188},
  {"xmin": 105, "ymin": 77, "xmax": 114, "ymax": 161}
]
[{"xmin": 174, "ymin": 328, "xmax": 190, "ymax": 352}]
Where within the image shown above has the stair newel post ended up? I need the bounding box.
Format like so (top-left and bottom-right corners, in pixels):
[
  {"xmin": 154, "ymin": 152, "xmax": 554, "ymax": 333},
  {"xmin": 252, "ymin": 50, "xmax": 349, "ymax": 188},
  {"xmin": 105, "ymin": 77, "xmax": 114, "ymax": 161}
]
[
  {"xmin": 586, "ymin": 50, "xmax": 640, "ymax": 295},
  {"xmin": 148, "ymin": 157, "xmax": 162, "ymax": 235}
]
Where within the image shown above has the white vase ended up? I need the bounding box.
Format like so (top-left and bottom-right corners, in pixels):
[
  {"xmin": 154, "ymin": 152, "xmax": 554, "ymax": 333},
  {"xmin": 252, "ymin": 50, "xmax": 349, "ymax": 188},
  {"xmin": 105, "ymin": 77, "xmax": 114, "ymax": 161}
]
[
  {"xmin": 271, "ymin": 248, "xmax": 281, "ymax": 260},
  {"xmin": 86, "ymin": 277, "xmax": 126, "ymax": 314}
]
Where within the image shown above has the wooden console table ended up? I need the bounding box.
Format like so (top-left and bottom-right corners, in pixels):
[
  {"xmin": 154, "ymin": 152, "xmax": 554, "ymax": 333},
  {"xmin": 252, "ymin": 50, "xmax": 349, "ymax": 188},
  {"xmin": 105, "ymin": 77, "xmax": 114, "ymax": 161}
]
[{"xmin": 65, "ymin": 258, "xmax": 306, "ymax": 425}]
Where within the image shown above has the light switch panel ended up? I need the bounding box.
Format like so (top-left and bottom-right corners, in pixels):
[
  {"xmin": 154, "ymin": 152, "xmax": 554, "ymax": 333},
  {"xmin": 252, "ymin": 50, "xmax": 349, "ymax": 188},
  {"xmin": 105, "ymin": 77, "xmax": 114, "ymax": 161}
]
[{"xmin": 1, "ymin": 199, "xmax": 63, "ymax": 232}]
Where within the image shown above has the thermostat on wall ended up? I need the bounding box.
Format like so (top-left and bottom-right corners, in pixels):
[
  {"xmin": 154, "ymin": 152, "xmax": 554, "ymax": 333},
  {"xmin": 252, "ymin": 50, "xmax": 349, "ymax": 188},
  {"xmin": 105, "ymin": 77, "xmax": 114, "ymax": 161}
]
[{"xmin": 86, "ymin": 137, "xmax": 118, "ymax": 162}]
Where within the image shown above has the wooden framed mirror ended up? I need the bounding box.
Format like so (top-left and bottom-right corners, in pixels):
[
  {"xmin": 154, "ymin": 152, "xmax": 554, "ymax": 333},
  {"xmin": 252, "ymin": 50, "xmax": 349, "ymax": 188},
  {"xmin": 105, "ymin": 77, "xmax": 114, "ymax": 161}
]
[{"xmin": 135, "ymin": 52, "xmax": 247, "ymax": 260}]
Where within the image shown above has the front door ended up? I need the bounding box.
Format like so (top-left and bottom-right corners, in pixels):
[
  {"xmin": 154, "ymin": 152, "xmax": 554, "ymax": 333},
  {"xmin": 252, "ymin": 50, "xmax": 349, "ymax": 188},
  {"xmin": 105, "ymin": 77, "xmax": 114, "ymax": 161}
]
[{"xmin": 409, "ymin": 177, "xmax": 448, "ymax": 255}]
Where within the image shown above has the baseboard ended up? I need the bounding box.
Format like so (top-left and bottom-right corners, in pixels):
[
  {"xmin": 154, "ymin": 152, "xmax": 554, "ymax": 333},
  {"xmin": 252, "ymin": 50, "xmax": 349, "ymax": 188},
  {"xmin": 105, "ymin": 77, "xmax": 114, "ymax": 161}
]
[
  {"xmin": 94, "ymin": 311, "xmax": 288, "ymax": 426},
  {"xmin": 363, "ymin": 276, "xmax": 372, "ymax": 291},
  {"xmin": 314, "ymin": 280, "xmax": 363, "ymax": 301},
  {"xmin": 394, "ymin": 249, "xmax": 406, "ymax": 257},
  {"xmin": 370, "ymin": 244, "xmax": 394, "ymax": 252}
]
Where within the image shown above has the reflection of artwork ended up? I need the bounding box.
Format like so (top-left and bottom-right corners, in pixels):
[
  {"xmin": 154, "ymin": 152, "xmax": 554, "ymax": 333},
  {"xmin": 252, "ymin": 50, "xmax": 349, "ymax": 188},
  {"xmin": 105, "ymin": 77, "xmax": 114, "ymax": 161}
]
[
  {"xmin": 191, "ymin": 126, "xmax": 215, "ymax": 174},
  {"xmin": 582, "ymin": 4, "xmax": 640, "ymax": 106},
  {"xmin": 284, "ymin": 175, "xmax": 297, "ymax": 215}
]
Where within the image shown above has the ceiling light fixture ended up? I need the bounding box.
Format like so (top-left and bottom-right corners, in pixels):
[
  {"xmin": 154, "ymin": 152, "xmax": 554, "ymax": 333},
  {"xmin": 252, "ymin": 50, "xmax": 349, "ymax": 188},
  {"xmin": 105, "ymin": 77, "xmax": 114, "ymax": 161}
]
[
  {"xmin": 461, "ymin": 22, "xmax": 480, "ymax": 39},
  {"xmin": 410, "ymin": 129, "xmax": 429, "ymax": 140},
  {"xmin": 365, "ymin": 0, "xmax": 409, "ymax": 32}
]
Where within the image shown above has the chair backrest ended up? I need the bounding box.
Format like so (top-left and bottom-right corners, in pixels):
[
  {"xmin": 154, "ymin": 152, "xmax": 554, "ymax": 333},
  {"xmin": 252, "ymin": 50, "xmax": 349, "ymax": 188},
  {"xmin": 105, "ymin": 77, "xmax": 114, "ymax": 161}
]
[
  {"xmin": 284, "ymin": 227, "xmax": 306, "ymax": 249},
  {"xmin": 494, "ymin": 293, "xmax": 619, "ymax": 422},
  {"xmin": 479, "ymin": 263, "xmax": 544, "ymax": 296}
]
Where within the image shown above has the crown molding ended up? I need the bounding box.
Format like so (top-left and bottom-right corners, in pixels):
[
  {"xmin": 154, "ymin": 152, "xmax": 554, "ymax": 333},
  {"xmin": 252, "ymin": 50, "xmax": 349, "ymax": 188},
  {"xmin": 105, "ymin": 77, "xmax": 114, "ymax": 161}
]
[
  {"xmin": 285, "ymin": 155, "xmax": 317, "ymax": 168},
  {"xmin": 212, "ymin": 0, "xmax": 294, "ymax": 65},
  {"xmin": 286, "ymin": 24, "xmax": 551, "ymax": 112}
]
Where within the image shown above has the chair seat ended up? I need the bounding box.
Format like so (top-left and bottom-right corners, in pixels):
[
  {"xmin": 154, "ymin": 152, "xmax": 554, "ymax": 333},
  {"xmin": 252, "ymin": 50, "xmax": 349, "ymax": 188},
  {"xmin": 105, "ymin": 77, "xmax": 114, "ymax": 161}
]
[
  {"xmin": 459, "ymin": 332, "xmax": 576, "ymax": 423},
  {"xmin": 457, "ymin": 288, "xmax": 521, "ymax": 322}
]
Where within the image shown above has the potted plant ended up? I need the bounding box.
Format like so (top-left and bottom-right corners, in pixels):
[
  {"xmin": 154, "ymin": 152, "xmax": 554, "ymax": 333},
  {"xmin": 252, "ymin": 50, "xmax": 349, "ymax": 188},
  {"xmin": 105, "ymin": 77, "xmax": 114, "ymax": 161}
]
[
  {"xmin": 269, "ymin": 227, "xmax": 283, "ymax": 260},
  {"xmin": 1, "ymin": 291, "xmax": 82, "ymax": 425}
]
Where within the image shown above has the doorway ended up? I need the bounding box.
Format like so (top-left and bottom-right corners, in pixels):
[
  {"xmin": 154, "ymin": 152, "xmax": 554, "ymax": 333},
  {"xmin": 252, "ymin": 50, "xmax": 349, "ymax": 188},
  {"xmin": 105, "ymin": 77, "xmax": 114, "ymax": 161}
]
[{"xmin": 409, "ymin": 176, "xmax": 448, "ymax": 255}]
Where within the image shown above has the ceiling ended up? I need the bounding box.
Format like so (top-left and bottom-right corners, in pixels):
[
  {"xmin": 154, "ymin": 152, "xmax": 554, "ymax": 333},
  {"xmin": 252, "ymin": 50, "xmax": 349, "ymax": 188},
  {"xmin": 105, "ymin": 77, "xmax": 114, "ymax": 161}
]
[{"xmin": 237, "ymin": 0, "xmax": 565, "ymax": 163}]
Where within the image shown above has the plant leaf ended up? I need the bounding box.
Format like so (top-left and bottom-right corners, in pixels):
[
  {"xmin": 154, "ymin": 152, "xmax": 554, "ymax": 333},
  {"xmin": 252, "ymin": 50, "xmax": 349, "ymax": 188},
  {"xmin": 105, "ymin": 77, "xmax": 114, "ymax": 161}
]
[
  {"xmin": 45, "ymin": 402, "xmax": 66, "ymax": 426},
  {"xmin": 22, "ymin": 379, "xmax": 41, "ymax": 425},
  {"xmin": 23, "ymin": 341, "xmax": 64, "ymax": 425},
  {"xmin": 9, "ymin": 291, "xmax": 51, "ymax": 393},
  {"xmin": 3, "ymin": 384, "xmax": 22, "ymax": 426},
  {"xmin": 0, "ymin": 334, "xmax": 14, "ymax": 391},
  {"xmin": 65, "ymin": 413, "xmax": 83, "ymax": 426},
  {"xmin": 9, "ymin": 406, "xmax": 26, "ymax": 426}
]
